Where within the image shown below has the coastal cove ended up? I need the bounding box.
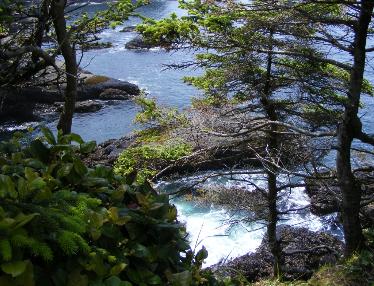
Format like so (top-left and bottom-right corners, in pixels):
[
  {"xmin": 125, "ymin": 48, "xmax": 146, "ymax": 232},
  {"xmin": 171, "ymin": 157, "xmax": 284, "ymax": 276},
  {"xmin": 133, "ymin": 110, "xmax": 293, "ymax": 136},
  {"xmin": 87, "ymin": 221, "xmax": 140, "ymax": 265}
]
[
  {"xmin": 1, "ymin": 1, "xmax": 374, "ymax": 284},
  {"xmin": 38, "ymin": 0, "xmax": 356, "ymax": 266}
]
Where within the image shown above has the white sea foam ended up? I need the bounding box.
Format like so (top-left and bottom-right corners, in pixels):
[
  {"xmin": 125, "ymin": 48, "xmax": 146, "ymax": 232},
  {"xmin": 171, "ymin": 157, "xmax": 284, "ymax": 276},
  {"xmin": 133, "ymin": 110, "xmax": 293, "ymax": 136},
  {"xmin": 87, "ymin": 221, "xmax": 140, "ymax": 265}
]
[
  {"xmin": 175, "ymin": 200, "xmax": 264, "ymax": 266},
  {"xmin": 157, "ymin": 171, "xmax": 343, "ymax": 267}
]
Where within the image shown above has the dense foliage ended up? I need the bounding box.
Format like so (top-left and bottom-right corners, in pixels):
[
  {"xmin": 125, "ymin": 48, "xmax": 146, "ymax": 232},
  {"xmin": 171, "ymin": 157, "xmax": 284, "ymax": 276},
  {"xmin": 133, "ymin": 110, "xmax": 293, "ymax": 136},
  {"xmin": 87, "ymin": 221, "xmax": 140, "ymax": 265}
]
[
  {"xmin": 115, "ymin": 97, "xmax": 192, "ymax": 183},
  {"xmin": 0, "ymin": 128, "xmax": 210, "ymax": 286}
]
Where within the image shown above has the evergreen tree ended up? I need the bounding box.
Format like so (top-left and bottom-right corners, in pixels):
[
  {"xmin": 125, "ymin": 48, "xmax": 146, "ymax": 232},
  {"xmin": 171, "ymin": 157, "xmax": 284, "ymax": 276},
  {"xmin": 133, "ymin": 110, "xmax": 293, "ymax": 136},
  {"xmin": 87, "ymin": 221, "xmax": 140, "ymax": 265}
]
[
  {"xmin": 137, "ymin": 0, "xmax": 352, "ymax": 276},
  {"xmin": 277, "ymin": 0, "xmax": 374, "ymax": 257}
]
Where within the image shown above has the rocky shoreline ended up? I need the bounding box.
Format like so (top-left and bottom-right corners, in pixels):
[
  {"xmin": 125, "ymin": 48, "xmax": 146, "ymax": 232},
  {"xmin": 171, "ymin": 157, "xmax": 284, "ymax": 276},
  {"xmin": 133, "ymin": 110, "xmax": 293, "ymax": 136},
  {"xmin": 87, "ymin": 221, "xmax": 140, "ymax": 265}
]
[
  {"xmin": 0, "ymin": 67, "xmax": 140, "ymax": 123},
  {"xmin": 210, "ymin": 226, "xmax": 343, "ymax": 282},
  {"xmin": 305, "ymin": 169, "xmax": 374, "ymax": 226}
]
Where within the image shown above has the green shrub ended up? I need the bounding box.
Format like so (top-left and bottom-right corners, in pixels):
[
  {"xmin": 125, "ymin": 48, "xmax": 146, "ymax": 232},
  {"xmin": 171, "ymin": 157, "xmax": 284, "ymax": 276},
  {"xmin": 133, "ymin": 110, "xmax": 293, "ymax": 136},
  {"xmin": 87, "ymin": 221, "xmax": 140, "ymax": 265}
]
[
  {"xmin": 0, "ymin": 128, "xmax": 200, "ymax": 286},
  {"xmin": 114, "ymin": 141, "xmax": 193, "ymax": 183}
]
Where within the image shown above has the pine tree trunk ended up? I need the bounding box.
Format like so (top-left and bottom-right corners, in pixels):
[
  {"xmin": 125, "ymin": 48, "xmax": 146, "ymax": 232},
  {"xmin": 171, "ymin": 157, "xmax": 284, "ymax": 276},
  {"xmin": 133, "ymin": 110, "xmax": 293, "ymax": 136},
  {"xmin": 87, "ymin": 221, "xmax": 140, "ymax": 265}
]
[
  {"xmin": 51, "ymin": 0, "xmax": 77, "ymax": 134},
  {"xmin": 267, "ymin": 170, "xmax": 283, "ymax": 276},
  {"xmin": 337, "ymin": 0, "xmax": 373, "ymax": 257},
  {"xmin": 262, "ymin": 30, "xmax": 283, "ymax": 277}
]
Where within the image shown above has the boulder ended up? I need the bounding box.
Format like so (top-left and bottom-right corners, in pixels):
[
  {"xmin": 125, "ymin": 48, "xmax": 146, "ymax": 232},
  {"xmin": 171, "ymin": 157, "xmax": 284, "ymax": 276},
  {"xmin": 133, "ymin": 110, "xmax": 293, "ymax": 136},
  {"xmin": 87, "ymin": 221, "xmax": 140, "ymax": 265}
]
[
  {"xmin": 79, "ymin": 76, "xmax": 140, "ymax": 99},
  {"xmin": 98, "ymin": 88, "xmax": 130, "ymax": 100},
  {"xmin": 0, "ymin": 89, "xmax": 38, "ymax": 121},
  {"xmin": 305, "ymin": 177, "xmax": 341, "ymax": 216},
  {"xmin": 0, "ymin": 71, "xmax": 140, "ymax": 123},
  {"xmin": 120, "ymin": 26, "xmax": 137, "ymax": 32},
  {"xmin": 83, "ymin": 134, "xmax": 139, "ymax": 167},
  {"xmin": 75, "ymin": 100, "xmax": 103, "ymax": 113},
  {"xmin": 305, "ymin": 169, "xmax": 374, "ymax": 222},
  {"xmin": 125, "ymin": 35, "xmax": 156, "ymax": 49},
  {"xmin": 55, "ymin": 100, "xmax": 103, "ymax": 113}
]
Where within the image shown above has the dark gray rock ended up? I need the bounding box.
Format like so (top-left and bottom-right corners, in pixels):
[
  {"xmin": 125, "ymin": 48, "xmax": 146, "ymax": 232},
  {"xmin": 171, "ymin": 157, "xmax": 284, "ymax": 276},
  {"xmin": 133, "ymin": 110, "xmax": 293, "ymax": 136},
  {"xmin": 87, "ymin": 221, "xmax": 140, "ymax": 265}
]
[
  {"xmin": 98, "ymin": 88, "xmax": 130, "ymax": 100},
  {"xmin": 55, "ymin": 100, "xmax": 103, "ymax": 113},
  {"xmin": 75, "ymin": 100, "xmax": 103, "ymax": 113},
  {"xmin": 83, "ymin": 134, "xmax": 139, "ymax": 167},
  {"xmin": 0, "ymin": 74, "xmax": 140, "ymax": 123},
  {"xmin": 305, "ymin": 170, "xmax": 374, "ymax": 223},
  {"xmin": 125, "ymin": 35, "xmax": 155, "ymax": 49},
  {"xmin": 79, "ymin": 77, "xmax": 140, "ymax": 99},
  {"xmin": 305, "ymin": 177, "xmax": 341, "ymax": 216},
  {"xmin": 0, "ymin": 89, "xmax": 39, "ymax": 121},
  {"xmin": 120, "ymin": 26, "xmax": 137, "ymax": 32}
]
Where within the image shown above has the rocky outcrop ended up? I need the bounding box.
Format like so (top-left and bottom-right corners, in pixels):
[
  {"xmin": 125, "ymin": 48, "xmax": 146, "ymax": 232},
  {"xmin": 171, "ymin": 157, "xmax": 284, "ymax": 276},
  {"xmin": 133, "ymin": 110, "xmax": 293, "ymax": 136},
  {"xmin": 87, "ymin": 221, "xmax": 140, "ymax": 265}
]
[
  {"xmin": 305, "ymin": 175, "xmax": 341, "ymax": 216},
  {"xmin": 83, "ymin": 134, "xmax": 139, "ymax": 167},
  {"xmin": 305, "ymin": 169, "xmax": 374, "ymax": 226},
  {"xmin": 55, "ymin": 100, "xmax": 103, "ymax": 113},
  {"xmin": 120, "ymin": 26, "xmax": 137, "ymax": 33},
  {"xmin": 182, "ymin": 185, "xmax": 268, "ymax": 217},
  {"xmin": 211, "ymin": 226, "xmax": 343, "ymax": 282},
  {"xmin": 79, "ymin": 75, "xmax": 140, "ymax": 99},
  {"xmin": 98, "ymin": 88, "xmax": 130, "ymax": 100},
  {"xmin": 125, "ymin": 35, "xmax": 171, "ymax": 50},
  {"xmin": 125, "ymin": 35, "xmax": 155, "ymax": 49},
  {"xmin": 0, "ymin": 70, "xmax": 140, "ymax": 122}
]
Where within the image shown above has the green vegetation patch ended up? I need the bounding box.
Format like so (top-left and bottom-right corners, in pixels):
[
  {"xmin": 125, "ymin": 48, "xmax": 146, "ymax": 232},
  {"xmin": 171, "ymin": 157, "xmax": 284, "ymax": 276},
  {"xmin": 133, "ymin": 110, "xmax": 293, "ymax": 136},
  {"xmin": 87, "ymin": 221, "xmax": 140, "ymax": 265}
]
[
  {"xmin": 0, "ymin": 128, "xmax": 200, "ymax": 286},
  {"xmin": 114, "ymin": 140, "xmax": 193, "ymax": 183}
]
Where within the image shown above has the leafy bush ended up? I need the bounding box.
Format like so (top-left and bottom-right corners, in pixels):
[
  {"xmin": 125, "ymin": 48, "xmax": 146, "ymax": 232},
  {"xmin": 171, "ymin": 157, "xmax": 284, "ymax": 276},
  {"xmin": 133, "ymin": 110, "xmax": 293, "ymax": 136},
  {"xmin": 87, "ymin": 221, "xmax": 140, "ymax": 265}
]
[
  {"xmin": 0, "ymin": 128, "xmax": 201, "ymax": 286},
  {"xmin": 134, "ymin": 96, "xmax": 188, "ymax": 128},
  {"xmin": 114, "ymin": 96, "xmax": 193, "ymax": 183},
  {"xmin": 114, "ymin": 141, "xmax": 192, "ymax": 183}
]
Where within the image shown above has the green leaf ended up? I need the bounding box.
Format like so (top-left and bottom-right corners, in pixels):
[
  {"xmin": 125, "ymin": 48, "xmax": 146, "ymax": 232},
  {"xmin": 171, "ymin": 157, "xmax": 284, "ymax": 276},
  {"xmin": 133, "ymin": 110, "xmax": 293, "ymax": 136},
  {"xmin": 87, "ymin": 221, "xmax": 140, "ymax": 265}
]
[
  {"xmin": 1, "ymin": 261, "xmax": 27, "ymax": 277},
  {"xmin": 29, "ymin": 177, "xmax": 46, "ymax": 191},
  {"xmin": 0, "ymin": 239, "xmax": 11, "ymax": 261},
  {"xmin": 24, "ymin": 159, "xmax": 45, "ymax": 169},
  {"xmin": 133, "ymin": 244, "xmax": 151, "ymax": 258},
  {"xmin": 108, "ymin": 207, "xmax": 119, "ymax": 222},
  {"xmin": 195, "ymin": 246, "xmax": 208, "ymax": 262},
  {"xmin": 104, "ymin": 276, "xmax": 132, "ymax": 286},
  {"xmin": 29, "ymin": 139, "xmax": 50, "ymax": 163},
  {"xmin": 147, "ymin": 274, "xmax": 161, "ymax": 285},
  {"xmin": 80, "ymin": 141, "xmax": 96, "ymax": 154},
  {"xmin": 169, "ymin": 271, "xmax": 192, "ymax": 286},
  {"xmin": 24, "ymin": 167, "xmax": 38, "ymax": 181},
  {"xmin": 41, "ymin": 127, "xmax": 56, "ymax": 145},
  {"xmin": 13, "ymin": 213, "xmax": 39, "ymax": 230},
  {"xmin": 109, "ymin": 263, "xmax": 127, "ymax": 276},
  {"xmin": 14, "ymin": 260, "xmax": 34, "ymax": 286},
  {"xmin": 69, "ymin": 133, "xmax": 84, "ymax": 144},
  {"xmin": 81, "ymin": 177, "xmax": 108, "ymax": 187},
  {"xmin": 73, "ymin": 160, "xmax": 87, "ymax": 177},
  {"xmin": 0, "ymin": 175, "xmax": 16, "ymax": 198},
  {"xmin": 67, "ymin": 268, "xmax": 88, "ymax": 286},
  {"xmin": 57, "ymin": 163, "xmax": 73, "ymax": 178}
]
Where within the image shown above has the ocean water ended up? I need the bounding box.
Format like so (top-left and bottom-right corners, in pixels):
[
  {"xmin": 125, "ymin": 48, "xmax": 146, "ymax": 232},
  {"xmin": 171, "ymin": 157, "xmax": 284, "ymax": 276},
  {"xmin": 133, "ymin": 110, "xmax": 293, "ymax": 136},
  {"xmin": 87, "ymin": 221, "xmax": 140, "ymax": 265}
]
[{"xmin": 156, "ymin": 172, "xmax": 343, "ymax": 266}]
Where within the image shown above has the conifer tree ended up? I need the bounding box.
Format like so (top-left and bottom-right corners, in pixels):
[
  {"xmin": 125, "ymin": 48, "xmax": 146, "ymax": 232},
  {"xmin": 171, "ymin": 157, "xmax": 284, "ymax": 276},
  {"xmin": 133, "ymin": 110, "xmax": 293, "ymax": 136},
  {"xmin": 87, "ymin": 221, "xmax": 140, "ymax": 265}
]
[
  {"xmin": 277, "ymin": 0, "xmax": 374, "ymax": 257},
  {"xmin": 137, "ymin": 0, "xmax": 350, "ymax": 275}
]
